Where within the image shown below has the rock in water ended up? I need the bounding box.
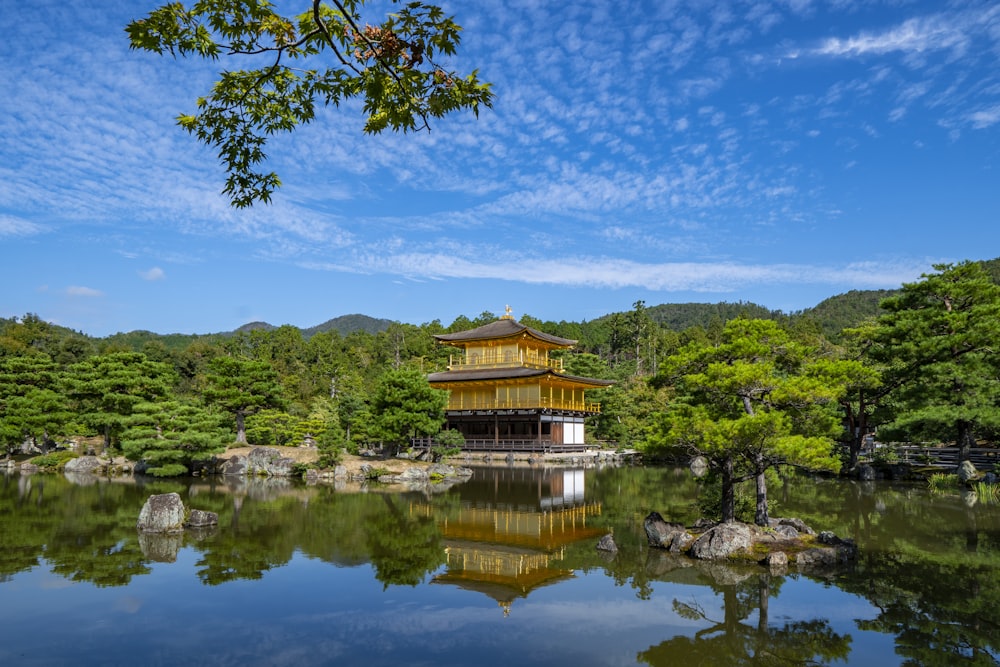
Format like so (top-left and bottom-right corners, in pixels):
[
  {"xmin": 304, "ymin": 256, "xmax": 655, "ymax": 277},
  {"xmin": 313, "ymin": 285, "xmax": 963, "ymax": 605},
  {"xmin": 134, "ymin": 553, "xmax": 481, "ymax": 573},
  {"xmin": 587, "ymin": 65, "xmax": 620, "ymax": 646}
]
[
  {"xmin": 596, "ymin": 533, "xmax": 618, "ymax": 553},
  {"xmin": 136, "ymin": 492, "xmax": 186, "ymax": 533},
  {"xmin": 185, "ymin": 509, "xmax": 219, "ymax": 528},
  {"xmin": 688, "ymin": 523, "xmax": 754, "ymax": 560}
]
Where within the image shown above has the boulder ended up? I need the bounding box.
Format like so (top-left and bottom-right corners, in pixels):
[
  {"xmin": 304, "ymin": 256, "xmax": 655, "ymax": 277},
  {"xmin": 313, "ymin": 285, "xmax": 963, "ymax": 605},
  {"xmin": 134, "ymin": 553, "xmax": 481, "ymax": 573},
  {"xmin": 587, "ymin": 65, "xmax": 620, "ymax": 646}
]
[
  {"xmin": 688, "ymin": 522, "xmax": 754, "ymax": 561},
  {"xmin": 644, "ymin": 511, "xmax": 692, "ymax": 550},
  {"xmin": 137, "ymin": 493, "xmax": 186, "ymax": 533},
  {"xmin": 769, "ymin": 517, "xmax": 816, "ymax": 536},
  {"xmin": 64, "ymin": 456, "xmax": 105, "ymax": 475},
  {"xmin": 220, "ymin": 455, "xmax": 248, "ymax": 476},
  {"xmin": 689, "ymin": 456, "xmax": 708, "ymax": 478},
  {"xmin": 20, "ymin": 462, "xmax": 39, "ymax": 474},
  {"xmin": 856, "ymin": 464, "xmax": 877, "ymax": 481},
  {"xmin": 596, "ymin": 533, "xmax": 618, "ymax": 553},
  {"xmin": 957, "ymin": 460, "xmax": 980, "ymax": 483},
  {"xmin": 246, "ymin": 446, "xmax": 295, "ymax": 477},
  {"xmin": 185, "ymin": 509, "xmax": 219, "ymax": 528},
  {"xmin": 763, "ymin": 551, "xmax": 788, "ymax": 572}
]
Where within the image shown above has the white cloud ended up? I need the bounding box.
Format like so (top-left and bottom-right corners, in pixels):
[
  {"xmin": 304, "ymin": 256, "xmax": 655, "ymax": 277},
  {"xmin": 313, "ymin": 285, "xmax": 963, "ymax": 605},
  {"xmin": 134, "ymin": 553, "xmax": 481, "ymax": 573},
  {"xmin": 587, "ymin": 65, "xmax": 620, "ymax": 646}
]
[
  {"xmin": 139, "ymin": 267, "xmax": 166, "ymax": 281},
  {"xmin": 812, "ymin": 16, "xmax": 969, "ymax": 58},
  {"xmin": 66, "ymin": 286, "xmax": 103, "ymax": 297},
  {"xmin": 969, "ymin": 105, "xmax": 1000, "ymax": 129},
  {"xmin": 0, "ymin": 215, "xmax": 46, "ymax": 237}
]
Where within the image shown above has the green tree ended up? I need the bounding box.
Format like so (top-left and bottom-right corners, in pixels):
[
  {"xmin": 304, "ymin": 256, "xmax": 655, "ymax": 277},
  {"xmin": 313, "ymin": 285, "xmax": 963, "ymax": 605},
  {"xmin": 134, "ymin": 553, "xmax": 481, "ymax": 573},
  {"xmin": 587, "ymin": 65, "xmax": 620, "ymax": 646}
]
[
  {"xmin": 203, "ymin": 356, "xmax": 287, "ymax": 443},
  {"xmin": 865, "ymin": 261, "xmax": 1000, "ymax": 459},
  {"xmin": 127, "ymin": 0, "xmax": 493, "ymax": 207},
  {"xmin": 62, "ymin": 352, "xmax": 176, "ymax": 455},
  {"xmin": 648, "ymin": 319, "xmax": 846, "ymax": 525},
  {"xmin": 370, "ymin": 367, "xmax": 447, "ymax": 454},
  {"xmin": 121, "ymin": 399, "xmax": 230, "ymax": 476},
  {"xmin": 0, "ymin": 355, "xmax": 72, "ymax": 455}
]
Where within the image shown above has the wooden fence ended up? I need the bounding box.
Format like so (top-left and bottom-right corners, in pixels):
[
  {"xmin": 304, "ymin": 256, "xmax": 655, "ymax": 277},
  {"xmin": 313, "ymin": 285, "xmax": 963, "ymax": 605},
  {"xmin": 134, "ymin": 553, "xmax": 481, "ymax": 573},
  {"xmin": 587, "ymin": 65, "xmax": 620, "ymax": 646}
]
[{"xmin": 866, "ymin": 446, "xmax": 1000, "ymax": 470}]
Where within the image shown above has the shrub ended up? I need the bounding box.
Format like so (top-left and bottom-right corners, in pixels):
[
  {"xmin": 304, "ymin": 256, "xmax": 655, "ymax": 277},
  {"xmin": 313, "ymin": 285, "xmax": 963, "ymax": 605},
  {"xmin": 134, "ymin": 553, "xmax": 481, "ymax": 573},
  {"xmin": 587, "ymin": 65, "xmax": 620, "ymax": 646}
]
[
  {"xmin": 29, "ymin": 450, "xmax": 78, "ymax": 470},
  {"xmin": 927, "ymin": 473, "xmax": 959, "ymax": 492}
]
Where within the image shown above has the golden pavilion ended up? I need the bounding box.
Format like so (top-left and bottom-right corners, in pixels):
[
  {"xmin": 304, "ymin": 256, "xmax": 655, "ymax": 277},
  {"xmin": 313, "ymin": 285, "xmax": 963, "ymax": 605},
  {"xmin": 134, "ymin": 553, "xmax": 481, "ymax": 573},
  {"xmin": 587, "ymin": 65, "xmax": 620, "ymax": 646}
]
[{"xmin": 427, "ymin": 308, "xmax": 613, "ymax": 452}]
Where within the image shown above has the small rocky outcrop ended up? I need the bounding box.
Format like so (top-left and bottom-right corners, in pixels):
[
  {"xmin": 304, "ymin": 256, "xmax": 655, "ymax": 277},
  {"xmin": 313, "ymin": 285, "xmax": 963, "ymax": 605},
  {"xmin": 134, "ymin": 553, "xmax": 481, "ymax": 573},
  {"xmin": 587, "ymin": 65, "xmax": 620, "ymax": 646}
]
[
  {"xmin": 185, "ymin": 509, "xmax": 219, "ymax": 528},
  {"xmin": 596, "ymin": 533, "xmax": 618, "ymax": 553},
  {"xmin": 137, "ymin": 493, "xmax": 186, "ymax": 533},
  {"xmin": 689, "ymin": 522, "xmax": 755, "ymax": 560},
  {"xmin": 957, "ymin": 460, "xmax": 980, "ymax": 483},
  {"xmin": 644, "ymin": 511, "xmax": 696, "ymax": 553},
  {"xmin": 64, "ymin": 455, "xmax": 105, "ymax": 475},
  {"xmin": 247, "ymin": 446, "xmax": 296, "ymax": 476},
  {"xmin": 644, "ymin": 511, "xmax": 857, "ymax": 572}
]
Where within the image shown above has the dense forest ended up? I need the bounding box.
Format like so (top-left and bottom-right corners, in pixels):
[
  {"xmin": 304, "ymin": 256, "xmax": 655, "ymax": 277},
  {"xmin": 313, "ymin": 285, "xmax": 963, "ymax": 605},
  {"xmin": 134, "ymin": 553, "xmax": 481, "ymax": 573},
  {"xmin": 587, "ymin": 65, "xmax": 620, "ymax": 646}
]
[{"xmin": 2, "ymin": 259, "xmax": 999, "ymax": 487}]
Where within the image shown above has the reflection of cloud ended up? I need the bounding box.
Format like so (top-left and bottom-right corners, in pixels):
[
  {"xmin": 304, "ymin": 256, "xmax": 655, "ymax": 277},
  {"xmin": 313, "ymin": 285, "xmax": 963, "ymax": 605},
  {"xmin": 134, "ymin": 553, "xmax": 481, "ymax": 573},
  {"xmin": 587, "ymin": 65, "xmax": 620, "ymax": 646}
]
[
  {"xmin": 114, "ymin": 596, "xmax": 144, "ymax": 614},
  {"xmin": 66, "ymin": 286, "xmax": 103, "ymax": 297}
]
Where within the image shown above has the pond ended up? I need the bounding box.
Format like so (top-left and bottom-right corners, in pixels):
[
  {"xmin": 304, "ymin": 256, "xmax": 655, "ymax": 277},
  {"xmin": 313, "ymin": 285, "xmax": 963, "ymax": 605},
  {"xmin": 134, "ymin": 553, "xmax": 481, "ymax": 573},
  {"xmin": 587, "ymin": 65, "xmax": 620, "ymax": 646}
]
[{"xmin": 1, "ymin": 464, "xmax": 999, "ymax": 666}]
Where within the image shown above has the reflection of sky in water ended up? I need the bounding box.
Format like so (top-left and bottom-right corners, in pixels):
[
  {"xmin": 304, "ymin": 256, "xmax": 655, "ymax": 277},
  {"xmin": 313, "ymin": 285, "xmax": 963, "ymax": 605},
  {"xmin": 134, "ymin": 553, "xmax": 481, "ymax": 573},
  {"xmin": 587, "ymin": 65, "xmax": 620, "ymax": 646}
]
[{"xmin": 2, "ymin": 549, "xmax": 897, "ymax": 667}]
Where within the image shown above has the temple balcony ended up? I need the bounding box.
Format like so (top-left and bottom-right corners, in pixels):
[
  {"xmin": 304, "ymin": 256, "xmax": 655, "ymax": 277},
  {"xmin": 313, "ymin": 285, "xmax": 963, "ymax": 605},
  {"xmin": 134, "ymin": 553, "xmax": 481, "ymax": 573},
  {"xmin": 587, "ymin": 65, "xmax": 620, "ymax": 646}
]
[
  {"xmin": 445, "ymin": 396, "xmax": 600, "ymax": 413},
  {"xmin": 448, "ymin": 354, "xmax": 563, "ymax": 372}
]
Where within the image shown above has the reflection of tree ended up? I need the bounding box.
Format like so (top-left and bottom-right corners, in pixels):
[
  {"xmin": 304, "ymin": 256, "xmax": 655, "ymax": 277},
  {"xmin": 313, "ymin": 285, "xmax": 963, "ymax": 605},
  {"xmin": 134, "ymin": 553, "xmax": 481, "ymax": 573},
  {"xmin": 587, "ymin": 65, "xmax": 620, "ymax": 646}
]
[
  {"xmin": 842, "ymin": 553, "xmax": 1000, "ymax": 666},
  {"xmin": 639, "ymin": 573, "xmax": 851, "ymax": 666},
  {"xmin": 366, "ymin": 496, "xmax": 445, "ymax": 588},
  {"xmin": 757, "ymin": 470, "xmax": 1000, "ymax": 665}
]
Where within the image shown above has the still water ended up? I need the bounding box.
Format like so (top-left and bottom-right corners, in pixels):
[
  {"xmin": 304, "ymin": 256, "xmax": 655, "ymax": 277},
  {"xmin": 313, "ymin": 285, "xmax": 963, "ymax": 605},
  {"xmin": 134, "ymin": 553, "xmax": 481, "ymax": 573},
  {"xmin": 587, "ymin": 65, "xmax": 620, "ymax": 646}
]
[{"xmin": 1, "ymin": 465, "xmax": 998, "ymax": 666}]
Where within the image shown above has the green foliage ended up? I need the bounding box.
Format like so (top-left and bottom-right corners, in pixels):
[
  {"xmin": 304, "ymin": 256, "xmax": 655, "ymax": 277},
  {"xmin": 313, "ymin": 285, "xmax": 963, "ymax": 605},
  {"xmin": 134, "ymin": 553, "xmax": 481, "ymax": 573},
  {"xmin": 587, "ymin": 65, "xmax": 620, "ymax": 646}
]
[
  {"xmin": 927, "ymin": 472, "xmax": 959, "ymax": 492},
  {"xmin": 430, "ymin": 428, "xmax": 463, "ymax": 462},
  {"xmin": 127, "ymin": 0, "xmax": 493, "ymax": 207},
  {"xmin": 972, "ymin": 481, "xmax": 1000, "ymax": 504},
  {"xmin": 62, "ymin": 352, "xmax": 177, "ymax": 454},
  {"xmin": 370, "ymin": 367, "xmax": 447, "ymax": 454},
  {"xmin": 648, "ymin": 319, "xmax": 850, "ymax": 524},
  {"xmin": 29, "ymin": 450, "xmax": 78, "ymax": 470},
  {"xmin": 203, "ymin": 355, "xmax": 286, "ymax": 443},
  {"xmin": 865, "ymin": 261, "xmax": 1000, "ymax": 452},
  {"xmin": 120, "ymin": 399, "xmax": 230, "ymax": 476},
  {"xmin": 871, "ymin": 445, "xmax": 900, "ymax": 465}
]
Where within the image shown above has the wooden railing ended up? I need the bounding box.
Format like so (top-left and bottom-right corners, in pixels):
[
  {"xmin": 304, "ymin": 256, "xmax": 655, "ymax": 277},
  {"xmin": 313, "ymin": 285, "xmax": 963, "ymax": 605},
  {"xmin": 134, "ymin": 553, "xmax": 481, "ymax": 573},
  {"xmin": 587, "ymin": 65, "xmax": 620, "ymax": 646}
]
[
  {"xmin": 411, "ymin": 437, "xmax": 591, "ymax": 453},
  {"xmin": 448, "ymin": 354, "xmax": 563, "ymax": 372},
  {"xmin": 445, "ymin": 396, "xmax": 600, "ymax": 413},
  {"xmin": 862, "ymin": 445, "xmax": 1000, "ymax": 469}
]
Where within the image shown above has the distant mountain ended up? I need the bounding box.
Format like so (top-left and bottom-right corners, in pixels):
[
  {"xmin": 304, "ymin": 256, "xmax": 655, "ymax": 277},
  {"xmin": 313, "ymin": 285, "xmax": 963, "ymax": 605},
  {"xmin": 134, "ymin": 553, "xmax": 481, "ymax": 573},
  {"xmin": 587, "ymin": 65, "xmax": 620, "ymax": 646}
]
[
  {"xmin": 302, "ymin": 314, "xmax": 393, "ymax": 337},
  {"xmin": 645, "ymin": 301, "xmax": 782, "ymax": 331},
  {"xmin": 233, "ymin": 321, "xmax": 276, "ymax": 334},
  {"xmin": 796, "ymin": 289, "xmax": 896, "ymax": 339}
]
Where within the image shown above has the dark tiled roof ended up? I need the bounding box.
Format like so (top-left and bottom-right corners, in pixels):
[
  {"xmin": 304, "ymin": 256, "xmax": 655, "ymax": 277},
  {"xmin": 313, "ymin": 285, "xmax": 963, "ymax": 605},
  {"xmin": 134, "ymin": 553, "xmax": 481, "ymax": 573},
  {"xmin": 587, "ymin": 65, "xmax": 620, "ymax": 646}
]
[{"xmin": 433, "ymin": 319, "xmax": 577, "ymax": 347}]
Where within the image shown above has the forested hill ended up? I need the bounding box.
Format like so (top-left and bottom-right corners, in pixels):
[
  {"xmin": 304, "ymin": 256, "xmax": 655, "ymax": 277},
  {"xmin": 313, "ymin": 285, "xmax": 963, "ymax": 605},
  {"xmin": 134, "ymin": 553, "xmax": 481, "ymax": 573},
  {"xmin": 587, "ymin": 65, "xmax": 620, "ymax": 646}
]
[{"xmin": 9, "ymin": 258, "xmax": 999, "ymax": 349}]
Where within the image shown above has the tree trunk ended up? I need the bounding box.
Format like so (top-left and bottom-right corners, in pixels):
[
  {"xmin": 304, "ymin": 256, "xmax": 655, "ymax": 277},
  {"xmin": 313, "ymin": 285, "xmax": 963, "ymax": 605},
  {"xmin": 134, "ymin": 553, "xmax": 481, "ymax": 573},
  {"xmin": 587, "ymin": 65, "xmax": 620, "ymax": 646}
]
[
  {"xmin": 957, "ymin": 421, "xmax": 974, "ymax": 462},
  {"xmin": 236, "ymin": 411, "xmax": 247, "ymax": 444},
  {"xmin": 721, "ymin": 455, "xmax": 736, "ymax": 523},
  {"xmin": 754, "ymin": 458, "xmax": 769, "ymax": 527}
]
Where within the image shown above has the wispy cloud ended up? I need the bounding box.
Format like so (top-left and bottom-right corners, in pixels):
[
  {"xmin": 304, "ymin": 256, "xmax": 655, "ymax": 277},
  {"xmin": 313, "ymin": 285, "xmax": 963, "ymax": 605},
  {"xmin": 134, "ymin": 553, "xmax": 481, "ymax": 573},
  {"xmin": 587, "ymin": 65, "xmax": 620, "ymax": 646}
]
[
  {"xmin": 810, "ymin": 16, "xmax": 970, "ymax": 58},
  {"xmin": 66, "ymin": 286, "xmax": 103, "ymax": 298},
  {"xmin": 139, "ymin": 267, "xmax": 166, "ymax": 281},
  {"xmin": 0, "ymin": 215, "xmax": 46, "ymax": 237}
]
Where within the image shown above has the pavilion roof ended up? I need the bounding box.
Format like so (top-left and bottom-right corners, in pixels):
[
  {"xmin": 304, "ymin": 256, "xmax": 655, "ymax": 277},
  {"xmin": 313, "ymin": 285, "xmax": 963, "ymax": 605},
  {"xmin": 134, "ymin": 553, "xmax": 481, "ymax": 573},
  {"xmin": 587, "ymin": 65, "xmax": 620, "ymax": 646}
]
[{"xmin": 433, "ymin": 318, "xmax": 577, "ymax": 348}]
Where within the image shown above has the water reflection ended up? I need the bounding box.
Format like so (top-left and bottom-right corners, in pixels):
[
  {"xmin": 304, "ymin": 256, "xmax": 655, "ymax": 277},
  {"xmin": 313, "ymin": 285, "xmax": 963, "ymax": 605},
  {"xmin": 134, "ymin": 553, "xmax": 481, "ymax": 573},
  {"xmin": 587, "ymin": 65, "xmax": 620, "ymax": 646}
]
[
  {"xmin": 1, "ymin": 466, "xmax": 999, "ymax": 665},
  {"xmin": 423, "ymin": 466, "xmax": 604, "ymax": 615}
]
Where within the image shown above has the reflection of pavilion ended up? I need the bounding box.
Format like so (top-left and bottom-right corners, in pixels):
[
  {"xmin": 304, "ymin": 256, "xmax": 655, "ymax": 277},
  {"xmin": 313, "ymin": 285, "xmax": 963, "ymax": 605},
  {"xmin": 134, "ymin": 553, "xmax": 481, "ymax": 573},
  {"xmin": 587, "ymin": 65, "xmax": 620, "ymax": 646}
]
[{"xmin": 418, "ymin": 467, "xmax": 604, "ymax": 615}]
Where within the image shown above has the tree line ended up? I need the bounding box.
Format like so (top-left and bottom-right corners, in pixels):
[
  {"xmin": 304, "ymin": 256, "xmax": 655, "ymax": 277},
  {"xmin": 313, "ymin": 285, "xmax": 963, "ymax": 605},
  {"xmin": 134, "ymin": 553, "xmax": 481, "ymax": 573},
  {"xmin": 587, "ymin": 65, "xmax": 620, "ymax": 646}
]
[{"xmin": 3, "ymin": 262, "xmax": 1000, "ymax": 522}]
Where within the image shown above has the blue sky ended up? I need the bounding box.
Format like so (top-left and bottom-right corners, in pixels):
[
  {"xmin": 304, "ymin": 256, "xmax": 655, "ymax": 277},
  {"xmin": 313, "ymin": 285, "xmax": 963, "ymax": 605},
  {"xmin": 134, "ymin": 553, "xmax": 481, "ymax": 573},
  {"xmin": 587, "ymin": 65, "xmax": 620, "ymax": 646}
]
[{"xmin": 2, "ymin": 1, "xmax": 998, "ymax": 337}]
